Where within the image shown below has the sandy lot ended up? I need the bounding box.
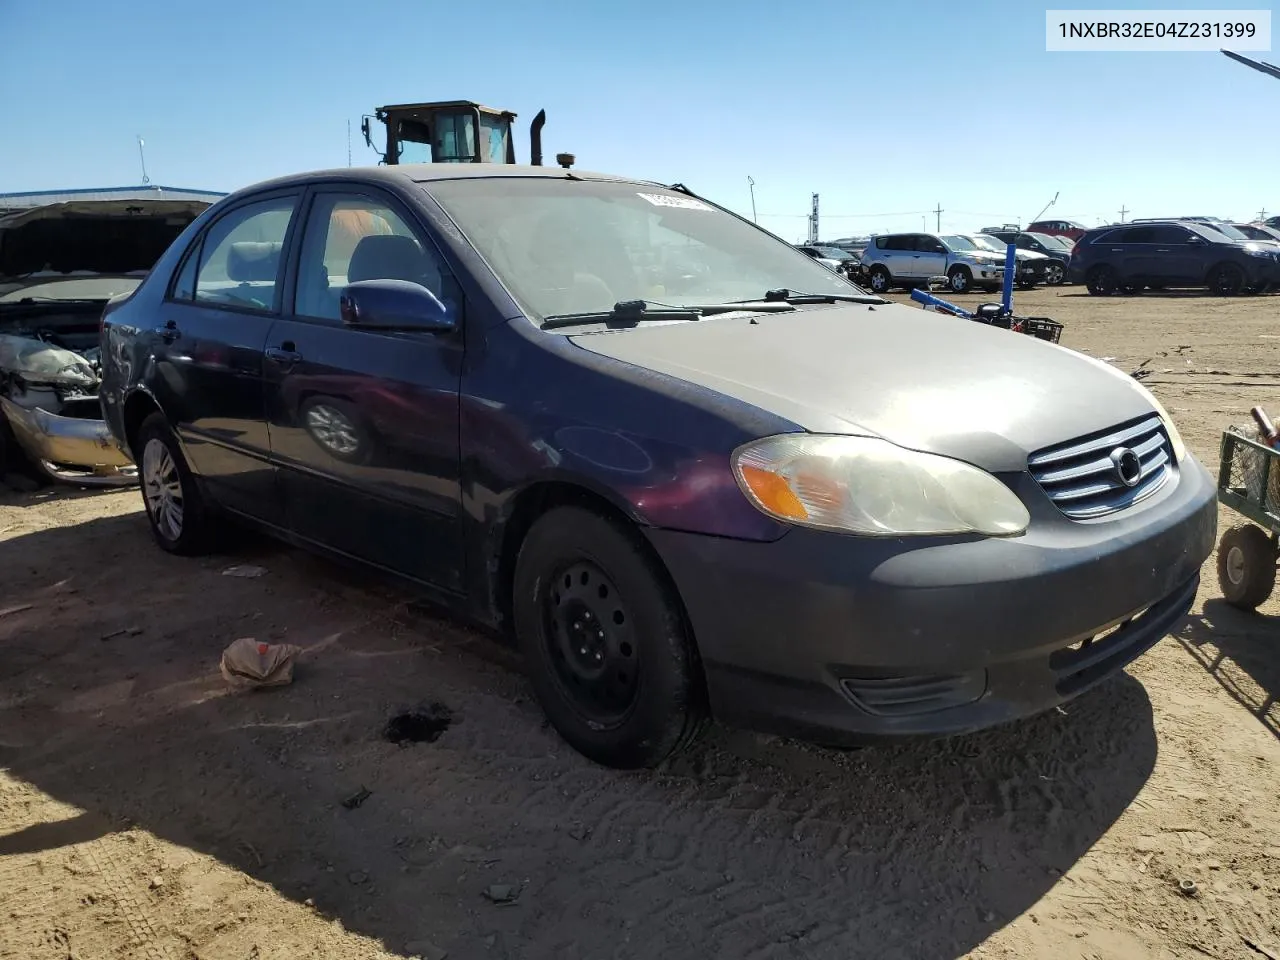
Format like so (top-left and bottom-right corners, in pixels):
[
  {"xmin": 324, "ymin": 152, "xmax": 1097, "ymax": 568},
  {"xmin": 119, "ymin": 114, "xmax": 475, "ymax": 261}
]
[{"xmin": 2, "ymin": 287, "xmax": 1279, "ymax": 960}]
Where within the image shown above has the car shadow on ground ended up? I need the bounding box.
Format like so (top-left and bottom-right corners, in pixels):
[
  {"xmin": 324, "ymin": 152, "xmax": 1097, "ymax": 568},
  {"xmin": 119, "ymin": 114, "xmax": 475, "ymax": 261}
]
[
  {"xmin": 1176, "ymin": 599, "xmax": 1280, "ymax": 741},
  {"xmin": 0, "ymin": 512, "xmax": 1161, "ymax": 960}
]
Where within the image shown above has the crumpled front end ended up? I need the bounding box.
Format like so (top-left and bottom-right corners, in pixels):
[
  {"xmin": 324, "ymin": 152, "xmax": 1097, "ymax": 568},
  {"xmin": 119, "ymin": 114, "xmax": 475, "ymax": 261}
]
[{"xmin": 0, "ymin": 334, "xmax": 136, "ymax": 486}]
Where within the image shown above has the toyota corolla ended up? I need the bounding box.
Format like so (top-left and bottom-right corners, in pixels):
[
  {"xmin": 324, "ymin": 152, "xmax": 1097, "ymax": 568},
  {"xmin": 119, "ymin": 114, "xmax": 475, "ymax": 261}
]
[{"xmin": 99, "ymin": 164, "xmax": 1217, "ymax": 769}]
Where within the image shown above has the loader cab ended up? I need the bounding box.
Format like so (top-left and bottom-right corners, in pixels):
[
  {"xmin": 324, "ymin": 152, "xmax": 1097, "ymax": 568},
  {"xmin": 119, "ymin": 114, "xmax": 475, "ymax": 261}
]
[{"xmin": 363, "ymin": 101, "xmax": 523, "ymax": 165}]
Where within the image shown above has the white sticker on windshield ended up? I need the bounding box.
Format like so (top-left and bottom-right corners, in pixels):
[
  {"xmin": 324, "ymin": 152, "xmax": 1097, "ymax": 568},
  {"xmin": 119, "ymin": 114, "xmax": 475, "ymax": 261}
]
[{"xmin": 637, "ymin": 192, "xmax": 713, "ymax": 211}]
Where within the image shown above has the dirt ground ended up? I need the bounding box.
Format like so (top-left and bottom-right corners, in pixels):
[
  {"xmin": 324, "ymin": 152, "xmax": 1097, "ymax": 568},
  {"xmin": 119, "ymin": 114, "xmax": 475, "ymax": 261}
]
[{"xmin": 2, "ymin": 287, "xmax": 1279, "ymax": 960}]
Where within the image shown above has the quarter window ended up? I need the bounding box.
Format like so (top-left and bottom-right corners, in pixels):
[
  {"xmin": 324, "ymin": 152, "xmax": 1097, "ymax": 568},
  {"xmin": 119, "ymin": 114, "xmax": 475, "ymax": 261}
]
[{"xmin": 190, "ymin": 196, "xmax": 297, "ymax": 311}]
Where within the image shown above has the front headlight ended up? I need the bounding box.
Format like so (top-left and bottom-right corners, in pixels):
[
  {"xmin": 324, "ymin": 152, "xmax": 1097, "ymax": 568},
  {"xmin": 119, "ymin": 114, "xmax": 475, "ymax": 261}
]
[{"xmin": 732, "ymin": 434, "xmax": 1030, "ymax": 537}]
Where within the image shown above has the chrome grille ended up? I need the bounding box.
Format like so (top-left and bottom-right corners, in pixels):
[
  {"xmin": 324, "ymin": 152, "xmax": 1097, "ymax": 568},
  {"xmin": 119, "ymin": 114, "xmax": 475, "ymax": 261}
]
[{"xmin": 1028, "ymin": 414, "xmax": 1173, "ymax": 519}]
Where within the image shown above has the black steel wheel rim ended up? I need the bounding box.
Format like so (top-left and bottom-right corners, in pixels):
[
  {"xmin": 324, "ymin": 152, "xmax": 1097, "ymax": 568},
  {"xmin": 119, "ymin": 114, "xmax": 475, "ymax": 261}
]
[{"xmin": 541, "ymin": 559, "xmax": 639, "ymax": 727}]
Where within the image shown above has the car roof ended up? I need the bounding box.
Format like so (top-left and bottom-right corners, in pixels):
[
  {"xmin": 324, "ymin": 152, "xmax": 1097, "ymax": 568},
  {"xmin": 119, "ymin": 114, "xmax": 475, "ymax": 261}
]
[{"xmin": 217, "ymin": 163, "xmax": 666, "ymax": 202}]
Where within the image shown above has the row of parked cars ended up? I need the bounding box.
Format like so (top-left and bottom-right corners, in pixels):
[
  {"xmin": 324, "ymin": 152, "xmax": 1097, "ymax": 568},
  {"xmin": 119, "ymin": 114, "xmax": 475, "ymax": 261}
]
[
  {"xmin": 798, "ymin": 214, "xmax": 1280, "ymax": 298},
  {"xmin": 798, "ymin": 227, "xmax": 1075, "ymax": 295}
]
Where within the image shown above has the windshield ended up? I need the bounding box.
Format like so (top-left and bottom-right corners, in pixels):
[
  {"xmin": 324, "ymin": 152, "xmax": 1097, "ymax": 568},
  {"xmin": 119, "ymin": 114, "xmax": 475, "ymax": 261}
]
[
  {"xmin": 426, "ymin": 178, "xmax": 863, "ymax": 321},
  {"xmin": 941, "ymin": 235, "xmax": 977, "ymax": 251},
  {"xmin": 1028, "ymin": 232, "xmax": 1070, "ymax": 250},
  {"xmin": 0, "ymin": 275, "xmax": 144, "ymax": 303},
  {"xmin": 1205, "ymin": 221, "xmax": 1249, "ymax": 241},
  {"xmin": 970, "ymin": 234, "xmax": 1007, "ymax": 253}
]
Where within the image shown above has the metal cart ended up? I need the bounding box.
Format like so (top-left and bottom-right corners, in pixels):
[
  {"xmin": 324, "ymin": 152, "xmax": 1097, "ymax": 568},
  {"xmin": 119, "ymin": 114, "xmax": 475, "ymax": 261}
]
[{"xmin": 1215, "ymin": 425, "xmax": 1280, "ymax": 609}]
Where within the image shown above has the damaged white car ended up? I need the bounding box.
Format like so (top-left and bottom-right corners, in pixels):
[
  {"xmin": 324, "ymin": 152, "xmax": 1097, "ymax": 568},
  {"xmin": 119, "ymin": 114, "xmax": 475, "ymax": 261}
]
[{"xmin": 0, "ymin": 199, "xmax": 211, "ymax": 486}]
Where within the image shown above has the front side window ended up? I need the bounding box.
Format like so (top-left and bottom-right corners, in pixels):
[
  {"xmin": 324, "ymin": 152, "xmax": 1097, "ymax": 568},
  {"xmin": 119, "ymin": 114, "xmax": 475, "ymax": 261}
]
[
  {"xmin": 294, "ymin": 193, "xmax": 456, "ymax": 322},
  {"xmin": 191, "ymin": 196, "xmax": 297, "ymax": 312},
  {"xmin": 426, "ymin": 179, "xmax": 857, "ymax": 320}
]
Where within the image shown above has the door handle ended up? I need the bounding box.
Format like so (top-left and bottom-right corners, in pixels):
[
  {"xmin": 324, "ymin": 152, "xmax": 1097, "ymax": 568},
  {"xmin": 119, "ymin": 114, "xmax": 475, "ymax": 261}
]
[
  {"xmin": 159, "ymin": 319, "xmax": 180, "ymax": 343},
  {"xmin": 265, "ymin": 343, "xmax": 302, "ymax": 365}
]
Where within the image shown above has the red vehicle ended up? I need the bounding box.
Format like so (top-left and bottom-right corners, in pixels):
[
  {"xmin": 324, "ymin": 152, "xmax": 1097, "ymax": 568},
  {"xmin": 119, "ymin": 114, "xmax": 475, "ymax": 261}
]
[{"xmin": 1027, "ymin": 219, "xmax": 1087, "ymax": 243}]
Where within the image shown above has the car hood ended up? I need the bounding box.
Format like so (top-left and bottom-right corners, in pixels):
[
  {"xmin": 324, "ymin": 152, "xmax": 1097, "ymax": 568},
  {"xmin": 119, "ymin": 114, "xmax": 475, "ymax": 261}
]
[
  {"xmin": 0, "ymin": 198, "xmax": 211, "ymax": 295},
  {"xmin": 568, "ymin": 303, "xmax": 1158, "ymax": 473}
]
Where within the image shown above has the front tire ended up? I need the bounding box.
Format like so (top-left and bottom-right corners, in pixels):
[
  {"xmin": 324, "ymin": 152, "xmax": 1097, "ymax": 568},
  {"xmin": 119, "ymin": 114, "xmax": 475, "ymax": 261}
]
[
  {"xmin": 1217, "ymin": 523, "xmax": 1277, "ymax": 611},
  {"xmin": 1207, "ymin": 262, "xmax": 1246, "ymax": 296},
  {"xmin": 947, "ymin": 266, "xmax": 972, "ymax": 293},
  {"xmin": 137, "ymin": 412, "xmax": 217, "ymax": 555},
  {"xmin": 512, "ymin": 506, "xmax": 704, "ymax": 769},
  {"xmin": 1044, "ymin": 262, "xmax": 1065, "ymax": 286}
]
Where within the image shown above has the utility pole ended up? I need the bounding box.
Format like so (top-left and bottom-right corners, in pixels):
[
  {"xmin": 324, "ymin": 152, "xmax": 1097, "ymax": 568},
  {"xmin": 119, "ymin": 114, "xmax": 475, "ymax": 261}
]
[
  {"xmin": 1259, "ymin": 206, "xmax": 1269, "ymax": 221},
  {"xmin": 808, "ymin": 193, "xmax": 820, "ymax": 243},
  {"xmin": 347, "ymin": 119, "xmax": 353, "ymax": 167},
  {"xmin": 747, "ymin": 176, "xmax": 757, "ymax": 223},
  {"xmin": 1118, "ymin": 205, "xmax": 1129, "ymax": 222},
  {"xmin": 933, "ymin": 202, "xmax": 944, "ymax": 232}
]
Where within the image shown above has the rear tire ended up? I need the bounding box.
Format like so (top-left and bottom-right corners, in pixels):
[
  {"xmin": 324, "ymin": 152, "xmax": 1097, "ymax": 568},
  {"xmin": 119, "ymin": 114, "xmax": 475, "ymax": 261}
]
[
  {"xmin": 867, "ymin": 265, "xmax": 892, "ymax": 294},
  {"xmin": 137, "ymin": 412, "xmax": 217, "ymax": 555},
  {"xmin": 1217, "ymin": 523, "xmax": 1277, "ymax": 611},
  {"xmin": 512, "ymin": 506, "xmax": 704, "ymax": 769},
  {"xmin": 1086, "ymin": 265, "xmax": 1118, "ymax": 296}
]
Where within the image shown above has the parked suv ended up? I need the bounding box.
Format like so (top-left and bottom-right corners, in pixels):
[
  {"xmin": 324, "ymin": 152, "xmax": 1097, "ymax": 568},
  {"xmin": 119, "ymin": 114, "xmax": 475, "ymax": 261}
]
[
  {"xmin": 1068, "ymin": 220, "xmax": 1280, "ymax": 296},
  {"xmin": 985, "ymin": 231, "xmax": 1073, "ymax": 285},
  {"xmin": 861, "ymin": 232, "xmax": 1007, "ymax": 294}
]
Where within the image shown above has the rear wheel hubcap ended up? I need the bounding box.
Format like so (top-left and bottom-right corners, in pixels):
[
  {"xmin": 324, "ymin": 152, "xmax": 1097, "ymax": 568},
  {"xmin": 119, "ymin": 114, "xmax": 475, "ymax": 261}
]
[{"xmin": 142, "ymin": 438, "xmax": 183, "ymax": 541}]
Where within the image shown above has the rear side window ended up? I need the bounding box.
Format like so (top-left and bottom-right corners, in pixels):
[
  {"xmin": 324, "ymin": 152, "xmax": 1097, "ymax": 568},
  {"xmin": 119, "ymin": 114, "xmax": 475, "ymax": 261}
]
[
  {"xmin": 1121, "ymin": 227, "xmax": 1158, "ymax": 243},
  {"xmin": 885, "ymin": 235, "xmax": 913, "ymax": 251},
  {"xmin": 187, "ymin": 196, "xmax": 298, "ymax": 312}
]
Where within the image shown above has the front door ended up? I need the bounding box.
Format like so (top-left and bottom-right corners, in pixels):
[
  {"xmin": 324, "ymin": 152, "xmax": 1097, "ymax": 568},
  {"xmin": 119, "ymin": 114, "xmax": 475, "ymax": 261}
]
[
  {"xmin": 910, "ymin": 234, "xmax": 948, "ymax": 280},
  {"xmin": 263, "ymin": 187, "xmax": 465, "ymax": 591},
  {"xmin": 151, "ymin": 192, "xmax": 299, "ymax": 524}
]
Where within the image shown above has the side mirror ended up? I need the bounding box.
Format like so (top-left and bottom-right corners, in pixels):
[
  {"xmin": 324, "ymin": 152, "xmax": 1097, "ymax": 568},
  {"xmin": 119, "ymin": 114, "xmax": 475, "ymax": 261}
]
[{"xmin": 339, "ymin": 278, "xmax": 456, "ymax": 333}]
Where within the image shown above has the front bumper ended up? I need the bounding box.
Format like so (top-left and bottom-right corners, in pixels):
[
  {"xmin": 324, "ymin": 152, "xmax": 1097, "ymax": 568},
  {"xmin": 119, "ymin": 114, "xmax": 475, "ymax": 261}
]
[
  {"xmin": 646, "ymin": 454, "xmax": 1216, "ymax": 745},
  {"xmin": 0, "ymin": 396, "xmax": 137, "ymax": 486},
  {"xmin": 965, "ymin": 262, "xmax": 1006, "ymax": 286},
  {"xmin": 1016, "ymin": 260, "xmax": 1048, "ymax": 284}
]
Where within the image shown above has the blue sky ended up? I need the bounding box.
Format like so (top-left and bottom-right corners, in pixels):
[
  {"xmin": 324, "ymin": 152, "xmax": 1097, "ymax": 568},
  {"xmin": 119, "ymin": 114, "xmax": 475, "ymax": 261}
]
[{"xmin": 1, "ymin": 0, "xmax": 1275, "ymax": 240}]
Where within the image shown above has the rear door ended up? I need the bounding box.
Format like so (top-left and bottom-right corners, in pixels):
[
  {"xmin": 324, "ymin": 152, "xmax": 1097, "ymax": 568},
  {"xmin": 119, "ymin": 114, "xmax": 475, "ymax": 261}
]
[
  {"xmin": 263, "ymin": 185, "xmax": 466, "ymax": 591},
  {"xmin": 151, "ymin": 191, "xmax": 300, "ymax": 525}
]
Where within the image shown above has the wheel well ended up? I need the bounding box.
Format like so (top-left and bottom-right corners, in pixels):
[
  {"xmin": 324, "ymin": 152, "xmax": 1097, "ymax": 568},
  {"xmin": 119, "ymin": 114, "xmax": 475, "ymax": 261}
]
[
  {"xmin": 493, "ymin": 481, "xmax": 709, "ymax": 704},
  {"xmin": 948, "ymin": 263, "xmax": 971, "ymax": 276},
  {"xmin": 122, "ymin": 392, "xmax": 162, "ymax": 459}
]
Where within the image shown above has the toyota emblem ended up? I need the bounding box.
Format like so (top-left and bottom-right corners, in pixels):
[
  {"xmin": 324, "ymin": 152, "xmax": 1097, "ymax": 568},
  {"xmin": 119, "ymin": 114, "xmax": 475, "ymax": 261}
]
[{"xmin": 1109, "ymin": 447, "xmax": 1142, "ymax": 487}]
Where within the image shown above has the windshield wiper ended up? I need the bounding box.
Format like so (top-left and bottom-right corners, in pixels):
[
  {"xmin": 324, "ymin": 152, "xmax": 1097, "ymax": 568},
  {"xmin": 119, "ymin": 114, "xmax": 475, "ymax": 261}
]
[
  {"xmin": 758, "ymin": 288, "xmax": 888, "ymax": 305},
  {"xmin": 5, "ymin": 296, "xmax": 107, "ymax": 304},
  {"xmin": 541, "ymin": 298, "xmax": 794, "ymax": 330}
]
